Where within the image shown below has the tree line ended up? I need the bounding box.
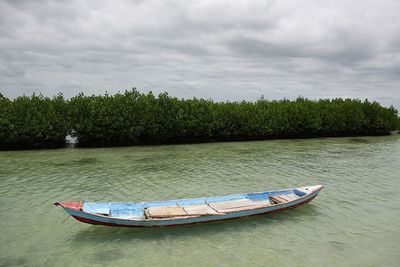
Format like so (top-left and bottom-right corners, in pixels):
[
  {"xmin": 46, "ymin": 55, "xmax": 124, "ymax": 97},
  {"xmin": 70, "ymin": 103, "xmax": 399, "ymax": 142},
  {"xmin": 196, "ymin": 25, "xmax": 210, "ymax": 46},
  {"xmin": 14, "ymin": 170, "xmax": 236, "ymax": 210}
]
[{"xmin": 0, "ymin": 90, "xmax": 399, "ymax": 150}]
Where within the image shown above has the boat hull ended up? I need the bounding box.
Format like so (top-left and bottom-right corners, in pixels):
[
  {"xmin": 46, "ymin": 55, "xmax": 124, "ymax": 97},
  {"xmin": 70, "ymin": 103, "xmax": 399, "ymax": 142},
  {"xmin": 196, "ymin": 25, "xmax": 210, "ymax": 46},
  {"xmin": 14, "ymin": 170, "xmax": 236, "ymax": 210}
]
[{"xmin": 55, "ymin": 185, "xmax": 322, "ymax": 228}]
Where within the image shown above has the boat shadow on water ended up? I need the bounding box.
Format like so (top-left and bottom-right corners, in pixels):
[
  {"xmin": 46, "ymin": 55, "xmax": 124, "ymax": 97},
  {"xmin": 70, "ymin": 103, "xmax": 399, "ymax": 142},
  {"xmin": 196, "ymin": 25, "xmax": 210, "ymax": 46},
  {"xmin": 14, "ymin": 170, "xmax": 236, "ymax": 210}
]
[{"xmin": 69, "ymin": 204, "xmax": 322, "ymax": 244}]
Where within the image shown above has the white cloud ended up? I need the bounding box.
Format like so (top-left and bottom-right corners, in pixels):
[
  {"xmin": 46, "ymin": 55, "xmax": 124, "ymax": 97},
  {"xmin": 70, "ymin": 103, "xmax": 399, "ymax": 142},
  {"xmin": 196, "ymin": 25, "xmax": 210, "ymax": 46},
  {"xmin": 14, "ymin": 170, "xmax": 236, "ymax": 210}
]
[{"xmin": 1, "ymin": 0, "xmax": 399, "ymax": 109}]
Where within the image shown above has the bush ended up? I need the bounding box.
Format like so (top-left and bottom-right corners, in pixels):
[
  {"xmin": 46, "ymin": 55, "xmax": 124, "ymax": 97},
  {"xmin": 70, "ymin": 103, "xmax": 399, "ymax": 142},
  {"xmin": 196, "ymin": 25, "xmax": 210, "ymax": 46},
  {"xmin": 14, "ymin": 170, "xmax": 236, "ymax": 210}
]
[
  {"xmin": 0, "ymin": 90, "xmax": 398, "ymax": 149},
  {"xmin": 0, "ymin": 93, "xmax": 69, "ymax": 150}
]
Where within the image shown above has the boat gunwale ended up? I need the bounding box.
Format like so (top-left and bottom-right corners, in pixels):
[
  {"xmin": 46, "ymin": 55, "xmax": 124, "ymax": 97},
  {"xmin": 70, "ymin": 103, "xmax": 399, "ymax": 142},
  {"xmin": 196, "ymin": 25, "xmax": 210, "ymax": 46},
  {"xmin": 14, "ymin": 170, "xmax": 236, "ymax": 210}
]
[{"xmin": 69, "ymin": 194, "xmax": 319, "ymax": 228}]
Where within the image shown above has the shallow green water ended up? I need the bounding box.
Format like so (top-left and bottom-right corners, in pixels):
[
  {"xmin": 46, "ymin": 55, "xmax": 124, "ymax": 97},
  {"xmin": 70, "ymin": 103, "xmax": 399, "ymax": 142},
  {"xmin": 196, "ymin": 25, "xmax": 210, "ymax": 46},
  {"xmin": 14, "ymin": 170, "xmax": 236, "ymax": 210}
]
[{"xmin": 1, "ymin": 136, "xmax": 400, "ymax": 266}]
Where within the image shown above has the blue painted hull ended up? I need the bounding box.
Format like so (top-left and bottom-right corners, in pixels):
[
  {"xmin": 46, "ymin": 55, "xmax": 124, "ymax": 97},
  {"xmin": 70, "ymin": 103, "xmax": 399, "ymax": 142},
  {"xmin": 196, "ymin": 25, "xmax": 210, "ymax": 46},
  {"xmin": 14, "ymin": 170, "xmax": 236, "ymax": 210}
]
[{"xmin": 55, "ymin": 185, "xmax": 323, "ymax": 227}]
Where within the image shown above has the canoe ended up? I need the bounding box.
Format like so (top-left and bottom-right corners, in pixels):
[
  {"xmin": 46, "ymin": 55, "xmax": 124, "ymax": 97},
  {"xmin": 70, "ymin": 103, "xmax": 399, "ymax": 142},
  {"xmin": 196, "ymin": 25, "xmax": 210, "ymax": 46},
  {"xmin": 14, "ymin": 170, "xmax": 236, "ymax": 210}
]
[{"xmin": 54, "ymin": 184, "xmax": 323, "ymax": 227}]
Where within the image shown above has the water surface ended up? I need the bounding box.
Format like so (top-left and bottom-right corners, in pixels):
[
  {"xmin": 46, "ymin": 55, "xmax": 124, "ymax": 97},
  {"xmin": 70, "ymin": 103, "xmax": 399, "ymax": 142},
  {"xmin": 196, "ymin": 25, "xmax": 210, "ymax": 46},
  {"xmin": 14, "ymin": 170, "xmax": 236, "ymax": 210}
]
[{"xmin": 1, "ymin": 136, "xmax": 400, "ymax": 266}]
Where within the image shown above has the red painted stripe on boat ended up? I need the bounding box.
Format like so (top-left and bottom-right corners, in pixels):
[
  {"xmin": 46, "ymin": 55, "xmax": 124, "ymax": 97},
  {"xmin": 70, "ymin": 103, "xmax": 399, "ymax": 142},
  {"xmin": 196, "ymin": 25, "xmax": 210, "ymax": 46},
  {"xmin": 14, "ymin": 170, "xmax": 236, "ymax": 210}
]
[
  {"xmin": 54, "ymin": 201, "xmax": 82, "ymax": 211},
  {"xmin": 70, "ymin": 195, "xmax": 318, "ymax": 228}
]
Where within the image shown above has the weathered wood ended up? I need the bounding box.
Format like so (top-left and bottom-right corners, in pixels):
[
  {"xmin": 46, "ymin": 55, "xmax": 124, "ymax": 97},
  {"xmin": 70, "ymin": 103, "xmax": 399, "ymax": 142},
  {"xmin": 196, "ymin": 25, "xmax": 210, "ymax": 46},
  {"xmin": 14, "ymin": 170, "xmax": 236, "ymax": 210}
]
[
  {"xmin": 145, "ymin": 206, "xmax": 188, "ymax": 218},
  {"xmin": 209, "ymin": 199, "xmax": 254, "ymax": 209},
  {"xmin": 269, "ymin": 196, "xmax": 288, "ymax": 204},
  {"xmin": 183, "ymin": 204, "xmax": 222, "ymax": 216},
  {"xmin": 208, "ymin": 199, "xmax": 269, "ymax": 213},
  {"xmin": 285, "ymin": 194, "xmax": 299, "ymax": 200},
  {"xmin": 144, "ymin": 208, "xmax": 151, "ymax": 219},
  {"xmin": 278, "ymin": 194, "xmax": 298, "ymax": 201}
]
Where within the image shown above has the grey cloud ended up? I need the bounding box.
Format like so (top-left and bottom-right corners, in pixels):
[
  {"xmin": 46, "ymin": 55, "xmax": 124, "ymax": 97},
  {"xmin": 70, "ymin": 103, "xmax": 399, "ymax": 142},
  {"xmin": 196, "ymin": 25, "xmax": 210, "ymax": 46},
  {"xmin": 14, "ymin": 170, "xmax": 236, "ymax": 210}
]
[{"xmin": 0, "ymin": 0, "xmax": 399, "ymax": 110}]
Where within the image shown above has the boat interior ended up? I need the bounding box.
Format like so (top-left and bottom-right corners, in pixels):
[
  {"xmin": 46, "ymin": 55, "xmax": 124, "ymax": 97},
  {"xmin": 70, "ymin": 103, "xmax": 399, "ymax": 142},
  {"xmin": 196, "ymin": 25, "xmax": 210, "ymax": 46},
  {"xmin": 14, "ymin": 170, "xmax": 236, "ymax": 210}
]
[{"xmin": 81, "ymin": 189, "xmax": 307, "ymax": 220}]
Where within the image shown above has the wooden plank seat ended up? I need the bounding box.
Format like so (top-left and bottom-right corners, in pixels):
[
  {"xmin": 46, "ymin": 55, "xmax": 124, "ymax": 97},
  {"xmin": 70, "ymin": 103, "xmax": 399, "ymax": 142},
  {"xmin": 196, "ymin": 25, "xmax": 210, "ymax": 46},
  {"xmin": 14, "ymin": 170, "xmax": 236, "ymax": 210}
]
[
  {"xmin": 208, "ymin": 199, "xmax": 270, "ymax": 213},
  {"xmin": 269, "ymin": 193, "xmax": 299, "ymax": 204},
  {"xmin": 144, "ymin": 204, "xmax": 223, "ymax": 219},
  {"xmin": 279, "ymin": 193, "xmax": 299, "ymax": 201},
  {"xmin": 144, "ymin": 206, "xmax": 188, "ymax": 219},
  {"xmin": 183, "ymin": 204, "xmax": 222, "ymax": 216}
]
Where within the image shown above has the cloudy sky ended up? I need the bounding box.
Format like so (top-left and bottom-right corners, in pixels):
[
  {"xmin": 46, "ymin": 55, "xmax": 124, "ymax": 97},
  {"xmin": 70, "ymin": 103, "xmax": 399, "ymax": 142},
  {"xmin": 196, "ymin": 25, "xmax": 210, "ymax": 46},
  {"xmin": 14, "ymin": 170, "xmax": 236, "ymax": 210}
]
[{"xmin": 1, "ymin": 0, "xmax": 400, "ymax": 109}]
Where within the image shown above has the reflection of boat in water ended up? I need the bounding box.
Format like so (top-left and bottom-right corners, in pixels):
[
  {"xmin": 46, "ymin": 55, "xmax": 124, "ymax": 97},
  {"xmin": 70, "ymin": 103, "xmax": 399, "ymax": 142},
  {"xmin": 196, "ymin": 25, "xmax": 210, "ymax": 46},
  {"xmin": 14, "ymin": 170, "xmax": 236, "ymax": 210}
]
[{"xmin": 55, "ymin": 185, "xmax": 324, "ymax": 228}]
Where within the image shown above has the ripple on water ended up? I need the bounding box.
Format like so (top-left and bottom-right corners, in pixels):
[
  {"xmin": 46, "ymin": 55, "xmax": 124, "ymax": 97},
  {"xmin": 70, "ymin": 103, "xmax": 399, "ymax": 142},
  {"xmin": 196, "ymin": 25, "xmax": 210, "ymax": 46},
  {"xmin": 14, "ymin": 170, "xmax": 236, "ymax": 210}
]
[{"xmin": 0, "ymin": 136, "xmax": 400, "ymax": 266}]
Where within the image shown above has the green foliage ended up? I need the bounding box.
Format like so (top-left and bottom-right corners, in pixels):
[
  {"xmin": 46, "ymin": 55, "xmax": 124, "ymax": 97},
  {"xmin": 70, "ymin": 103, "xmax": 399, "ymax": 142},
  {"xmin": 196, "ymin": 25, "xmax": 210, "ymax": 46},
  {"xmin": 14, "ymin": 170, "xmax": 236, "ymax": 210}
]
[
  {"xmin": 0, "ymin": 93, "xmax": 69, "ymax": 150},
  {"xmin": 361, "ymin": 100, "xmax": 399, "ymax": 134},
  {"xmin": 0, "ymin": 90, "xmax": 399, "ymax": 149}
]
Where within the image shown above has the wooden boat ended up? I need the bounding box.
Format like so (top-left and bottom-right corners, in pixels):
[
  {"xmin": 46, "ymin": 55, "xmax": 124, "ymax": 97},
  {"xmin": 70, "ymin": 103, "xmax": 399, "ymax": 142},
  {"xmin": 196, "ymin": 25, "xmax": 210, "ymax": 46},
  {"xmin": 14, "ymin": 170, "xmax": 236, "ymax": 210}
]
[{"xmin": 54, "ymin": 185, "xmax": 323, "ymax": 227}]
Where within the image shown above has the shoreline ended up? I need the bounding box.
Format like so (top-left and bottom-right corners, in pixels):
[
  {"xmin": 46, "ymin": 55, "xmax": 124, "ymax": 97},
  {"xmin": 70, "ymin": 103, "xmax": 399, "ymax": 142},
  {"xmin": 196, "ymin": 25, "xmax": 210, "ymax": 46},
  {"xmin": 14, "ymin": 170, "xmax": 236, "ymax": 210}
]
[{"xmin": 1, "ymin": 133, "xmax": 398, "ymax": 152}]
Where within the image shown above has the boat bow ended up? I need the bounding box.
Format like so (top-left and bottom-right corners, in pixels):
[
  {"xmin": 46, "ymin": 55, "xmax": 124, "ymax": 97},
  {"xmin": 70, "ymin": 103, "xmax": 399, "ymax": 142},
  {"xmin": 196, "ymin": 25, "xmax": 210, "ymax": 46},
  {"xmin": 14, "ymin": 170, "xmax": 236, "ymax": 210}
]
[{"xmin": 54, "ymin": 201, "xmax": 82, "ymax": 211}]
